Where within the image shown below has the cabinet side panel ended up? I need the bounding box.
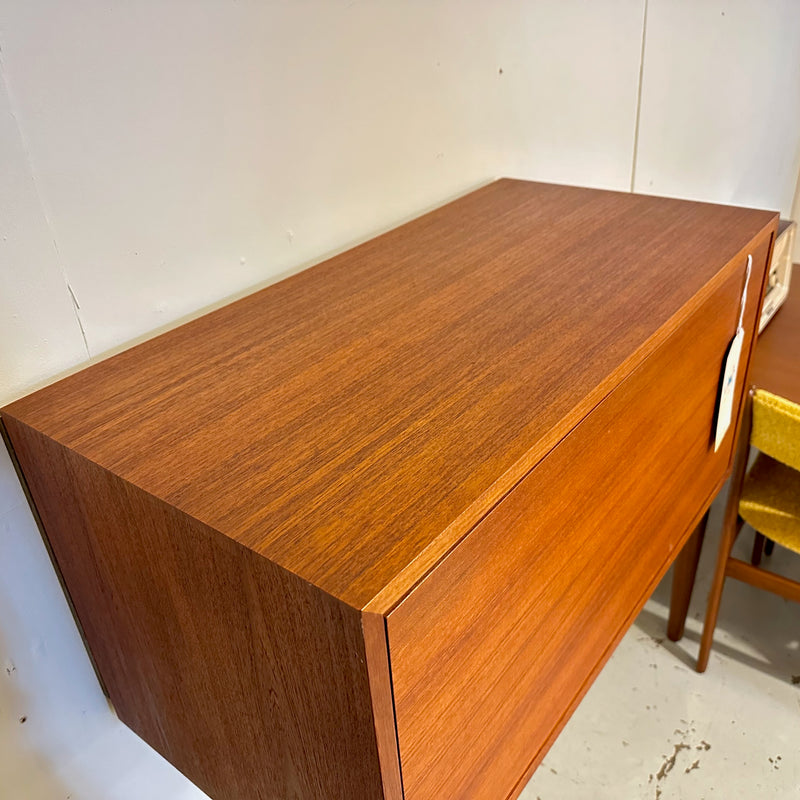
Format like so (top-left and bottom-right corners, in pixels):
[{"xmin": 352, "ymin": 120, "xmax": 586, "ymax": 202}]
[{"xmin": 1, "ymin": 418, "xmax": 385, "ymax": 800}]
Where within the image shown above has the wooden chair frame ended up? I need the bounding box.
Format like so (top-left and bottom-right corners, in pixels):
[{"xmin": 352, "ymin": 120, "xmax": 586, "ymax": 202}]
[{"xmin": 668, "ymin": 388, "xmax": 800, "ymax": 672}]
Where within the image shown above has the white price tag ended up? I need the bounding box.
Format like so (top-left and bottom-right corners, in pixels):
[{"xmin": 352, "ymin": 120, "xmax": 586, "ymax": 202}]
[
  {"xmin": 714, "ymin": 327, "xmax": 744, "ymax": 452},
  {"xmin": 714, "ymin": 254, "xmax": 752, "ymax": 452}
]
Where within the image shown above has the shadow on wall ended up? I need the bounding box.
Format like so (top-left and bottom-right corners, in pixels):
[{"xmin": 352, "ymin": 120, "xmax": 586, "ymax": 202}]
[
  {"xmin": 0, "ymin": 441, "xmax": 103, "ymax": 799},
  {"xmin": 0, "ymin": 615, "xmax": 78, "ymax": 800}
]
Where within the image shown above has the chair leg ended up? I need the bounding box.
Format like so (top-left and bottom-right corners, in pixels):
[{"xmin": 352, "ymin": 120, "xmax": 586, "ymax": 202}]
[
  {"xmin": 764, "ymin": 538, "xmax": 775, "ymax": 556},
  {"xmin": 697, "ymin": 515, "xmax": 743, "ymax": 672},
  {"xmin": 751, "ymin": 532, "xmax": 765, "ymax": 566},
  {"xmin": 697, "ymin": 389, "xmax": 753, "ymax": 673},
  {"xmin": 667, "ymin": 512, "xmax": 709, "ymax": 642}
]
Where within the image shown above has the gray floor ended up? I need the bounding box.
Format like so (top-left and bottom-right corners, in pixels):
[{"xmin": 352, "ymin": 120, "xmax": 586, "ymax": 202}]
[{"xmin": 522, "ymin": 489, "xmax": 800, "ymax": 799}]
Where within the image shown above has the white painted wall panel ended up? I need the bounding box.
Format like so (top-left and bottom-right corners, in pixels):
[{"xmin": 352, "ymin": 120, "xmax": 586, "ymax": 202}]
[
  {"xmin": 0, "ymin": 76, "xmax": 87, "ymax": 404},
  {"xmin": 635, "ymin": 0, "xmax": 800, "ymax": 215},
  {"xmin": 0, "ymin": 0, "xmax": 644, "ymax": 357}
]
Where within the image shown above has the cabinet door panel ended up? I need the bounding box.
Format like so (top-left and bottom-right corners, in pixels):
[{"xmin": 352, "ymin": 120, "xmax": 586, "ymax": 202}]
[{"xmin": 387, "ymin": 237, "xmax": 769, "ymax": 800}]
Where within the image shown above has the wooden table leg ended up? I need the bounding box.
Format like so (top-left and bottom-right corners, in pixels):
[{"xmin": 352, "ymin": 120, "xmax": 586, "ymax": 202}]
[{"xmin": 667, "ymin": 511, "xmax": 709, "ymax": 642}]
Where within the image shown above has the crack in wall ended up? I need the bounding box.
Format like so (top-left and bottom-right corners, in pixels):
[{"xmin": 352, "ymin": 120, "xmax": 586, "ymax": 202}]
[
  {"xmin": 630, "ymin": 0, "xmax": 649, "ymax": 192},
  {"xmin": 0, "ymin": 38, "xmax": 91, "ymax": 360},
  {"xmin": 67, "ymin": 282, "xmax": 90, "ymax": 356}
]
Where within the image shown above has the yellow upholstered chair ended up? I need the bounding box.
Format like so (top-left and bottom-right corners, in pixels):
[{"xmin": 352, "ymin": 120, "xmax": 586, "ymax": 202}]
[{"xmin": 697, "ymin": 388, "xmax": 800, "ymax": 672}]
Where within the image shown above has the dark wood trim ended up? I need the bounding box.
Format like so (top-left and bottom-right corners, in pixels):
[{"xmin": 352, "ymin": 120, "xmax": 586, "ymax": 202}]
[
  {"xmin": 362, "ymin": 612, "xmax": 404, "ymax": 800},
  {"xmin": 751, "ymin": 531, "xmax": 766, "ymax": 566}
]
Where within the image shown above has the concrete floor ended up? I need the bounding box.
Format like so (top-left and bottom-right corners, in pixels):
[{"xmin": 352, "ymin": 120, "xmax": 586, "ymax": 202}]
[{"xmin": 521, "ymin": 491, "xmax": 800, "ymax": 800}]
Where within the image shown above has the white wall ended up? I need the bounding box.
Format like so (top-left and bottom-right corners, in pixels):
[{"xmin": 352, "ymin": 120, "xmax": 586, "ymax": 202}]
[
  {"xmin": 635, "ymin": 0, "xmax": 800, "ymax": 214},
  {"xmin": 1, "ymin": 2, "xmax": 799, "ymax": 798}
]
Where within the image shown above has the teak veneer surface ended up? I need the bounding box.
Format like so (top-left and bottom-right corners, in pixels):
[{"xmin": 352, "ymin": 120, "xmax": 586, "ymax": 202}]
[
  {"xmin": 751, "ymin": 272, "xmax": 800, "ymax": 404},
  {"xmin": 3, "ymin": 420, "xmax": 388, "ymax": 800},
  {"xmin": 1, "ymin": 179, "xmax": 777, "ymax": 611},
  {"xmin": 387, "ymin": 250, "xmax": 769, "ymax": 800},
  {"xmin": 2, "ymin": 180, "xmax": 779, "ymax": 800}
]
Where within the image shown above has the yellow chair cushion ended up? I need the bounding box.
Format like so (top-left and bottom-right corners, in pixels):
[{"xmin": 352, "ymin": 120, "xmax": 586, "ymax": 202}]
[
  {"xmin": 739, "ymin": 453, "xmax": 800, "ymax": 554},
  {"xmin": 751, "ymin": 389, "xmax": 800, "ymax": 473}
]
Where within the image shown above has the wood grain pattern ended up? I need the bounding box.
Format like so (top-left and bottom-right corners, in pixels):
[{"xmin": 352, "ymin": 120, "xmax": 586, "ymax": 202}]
[
  {"xmin": 1, "ymin": 180, "xmax": 778, "ymax": 612},
  {"xmin": 3, "ymin": 416, "xmax": 386, "ymax": 800},
  {"xmin": 750, "ymin": 272, "xmax": 800, "ymax": 405},
  {"xmin": 386, "ymin": 251, "xmax": 769, "ymax": 800},
  {"xmin": 1, "ymin": 181, "xmax": 779, "ymax": 800}
]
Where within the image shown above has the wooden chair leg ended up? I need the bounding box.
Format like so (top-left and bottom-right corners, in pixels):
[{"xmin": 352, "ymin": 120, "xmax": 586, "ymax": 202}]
[
  {"xmin": 667, "ymin": 511, "xmax": 709, "ymax": 642},
  {"xmin": 697, "ymin": 514, "xmax": 744, "ymax": 672},
  {"xmin": 764, "ymin": 538, "xmax": 775, "ymax": 556},
  {"xmin": 697, "ymin": 391, "xmax": 753, "ymax": 673},
  {"xmin": 751, "ymin": 531, "xmax": 765, "ymax": 566}
]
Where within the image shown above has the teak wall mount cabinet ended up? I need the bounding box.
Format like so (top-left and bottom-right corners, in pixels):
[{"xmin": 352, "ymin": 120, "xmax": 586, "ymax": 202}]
[{"xmin": 2, "ymin": 181, "xmax": 777, "ymax": 800}]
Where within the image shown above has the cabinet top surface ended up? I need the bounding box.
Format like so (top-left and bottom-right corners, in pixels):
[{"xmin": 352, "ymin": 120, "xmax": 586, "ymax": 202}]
[{"xmin": 2, "ymin": 180, "xmax": 777, "ymax": 610}]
